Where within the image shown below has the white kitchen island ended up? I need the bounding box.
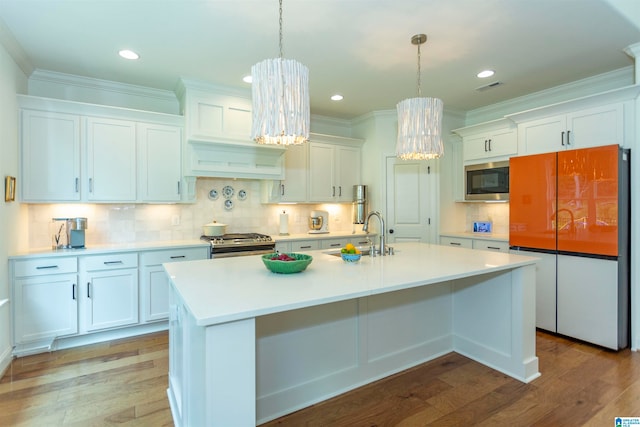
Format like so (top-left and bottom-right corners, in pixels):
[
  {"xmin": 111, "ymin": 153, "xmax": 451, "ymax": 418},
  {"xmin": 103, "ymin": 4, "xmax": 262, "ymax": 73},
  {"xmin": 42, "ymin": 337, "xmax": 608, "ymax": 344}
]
[{"xmin": 165, "ymin": 242, "xmax": 539, "ymax": 426}]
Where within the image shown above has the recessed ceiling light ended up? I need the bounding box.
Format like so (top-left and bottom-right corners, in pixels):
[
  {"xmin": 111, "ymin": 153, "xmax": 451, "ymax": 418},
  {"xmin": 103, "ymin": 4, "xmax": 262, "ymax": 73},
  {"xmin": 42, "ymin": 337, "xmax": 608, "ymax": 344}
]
[
  {"xmin": 119, "ymin": 49, "xmax": 139, "ymax": 60},
  {"xmin": 477, "ymin": 70, "xmax": 495, "ymax": 78},
  {"xmin": 330, "ymin": 94, "xmax": 344, "ymax": 101},
  {"xmin": 243, "ymin": 75, "xmax": 252, "ymax": 84}
]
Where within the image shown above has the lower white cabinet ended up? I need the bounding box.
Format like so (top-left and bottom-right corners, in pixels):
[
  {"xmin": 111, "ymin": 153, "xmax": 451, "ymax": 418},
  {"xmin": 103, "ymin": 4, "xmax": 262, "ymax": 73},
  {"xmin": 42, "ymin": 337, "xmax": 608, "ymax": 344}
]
[
  {"xmin": 12, "ymin": 256, "xmax": 79, "ymax": 345},
  {"xmin": 139, "ymin": 247, "xmax": 209, "ymax": 323},
  {"xmin": 275, "ymin": 236, "xmax": 375, "ymax": 254},
  {"xmin": 80, "ymin": 253, "xmax": 139, "ymax": 332},
  {"xmin": 440, "ymin": 235, "xmax": 508, "ymax": 253},
  {"xmin": 440, "ymin": 236, "xmax": 473, "ymax": 249}
]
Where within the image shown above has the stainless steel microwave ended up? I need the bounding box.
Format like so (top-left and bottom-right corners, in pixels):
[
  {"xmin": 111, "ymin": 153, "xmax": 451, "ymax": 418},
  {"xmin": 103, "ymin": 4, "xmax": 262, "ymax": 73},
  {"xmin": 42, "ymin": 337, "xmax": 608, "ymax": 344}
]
[{"xmin": 464, "ymin": 161, "xmax": 509, "ymax": 201}]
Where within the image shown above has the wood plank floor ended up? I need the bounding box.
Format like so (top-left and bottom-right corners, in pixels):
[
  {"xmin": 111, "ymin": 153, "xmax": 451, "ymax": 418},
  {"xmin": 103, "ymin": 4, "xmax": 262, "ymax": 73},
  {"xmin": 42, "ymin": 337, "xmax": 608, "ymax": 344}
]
[{"xmin": 1, "ymin": 330, "xmax": 639, "ymax": 426}]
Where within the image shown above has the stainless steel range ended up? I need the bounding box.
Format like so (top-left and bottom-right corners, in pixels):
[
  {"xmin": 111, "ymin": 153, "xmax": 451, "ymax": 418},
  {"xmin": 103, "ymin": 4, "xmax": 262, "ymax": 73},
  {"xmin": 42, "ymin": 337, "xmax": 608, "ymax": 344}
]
[{"xmin": 200, "ymin": 233, "xmax": 275, "ymax": 258}]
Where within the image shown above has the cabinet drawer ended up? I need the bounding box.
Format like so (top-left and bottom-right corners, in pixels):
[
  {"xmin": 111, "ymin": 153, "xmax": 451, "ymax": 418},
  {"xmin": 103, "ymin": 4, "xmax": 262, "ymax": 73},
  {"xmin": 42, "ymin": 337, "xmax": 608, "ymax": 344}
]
[
  {"xmin": 13, "ymin": 257, "xmax": 78, "ymax": 277},
  {"xmin": 290, "ymin": 240, "xmax": 320, "ymax": 251},
  {"xmin": 140, "ymin": 247, "xmax": 209, "ymax": 266},
  {"xmin": 472, "ymin": 239, "xmax": 509, "ymax": 252},
  {"xmin": 81, "ymin": 253, "xmax": 138, "ymax": 271},
  {"xmin": 350, "ymin": 236, "xmax": 374, "ymax": 247},
  {"xmin": 440, "ymin": 236, "xmax": 472, "ymax": 249},
  {"xmin": 320, "ymin": 238, "xmax": 349, "ymax": 250}
]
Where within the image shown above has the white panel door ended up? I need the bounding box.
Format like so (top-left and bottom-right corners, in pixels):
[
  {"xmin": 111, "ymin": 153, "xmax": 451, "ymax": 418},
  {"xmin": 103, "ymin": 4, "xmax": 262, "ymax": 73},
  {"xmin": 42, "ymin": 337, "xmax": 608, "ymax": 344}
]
[
  {"xmin": 84, "ymin": 268, "xmax": 138, "ymax": 332},
  {"xmin": 138, "ymin": 122, "xmax": 182, "ymax": 202},
  {"xmin": 308, "ymin": 143, "xmax": 335, "ymax": 201},
  {"xmin": 385, "ymin": 156, "xmax": 433, "ymax": 243},
  {"xmin": 86, "ymin": 117, "xmax": 137, "ymax": 201}
]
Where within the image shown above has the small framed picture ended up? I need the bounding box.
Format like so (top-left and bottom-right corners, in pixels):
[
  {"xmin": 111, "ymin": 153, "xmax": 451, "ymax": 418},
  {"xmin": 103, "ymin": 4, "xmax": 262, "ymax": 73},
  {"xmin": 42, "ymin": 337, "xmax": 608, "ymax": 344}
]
[
  {"xmin": 473, "ymin": 221, "xmax": 492, "ymax": 234},
  {"xmin": 4, "ymin": 176, "xmax": 16, "ymax": 202}
]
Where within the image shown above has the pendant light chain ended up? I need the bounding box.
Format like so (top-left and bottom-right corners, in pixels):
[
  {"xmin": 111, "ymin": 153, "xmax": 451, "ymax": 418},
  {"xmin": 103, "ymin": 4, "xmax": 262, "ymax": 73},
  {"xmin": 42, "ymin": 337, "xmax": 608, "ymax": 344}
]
[
  {"xmin": 416, "ymin": 41, "xmax": 422, "ymax": 97},
  {"xmin": 278, "ymin": 0, "xmax": 284, "ymax": 59}
]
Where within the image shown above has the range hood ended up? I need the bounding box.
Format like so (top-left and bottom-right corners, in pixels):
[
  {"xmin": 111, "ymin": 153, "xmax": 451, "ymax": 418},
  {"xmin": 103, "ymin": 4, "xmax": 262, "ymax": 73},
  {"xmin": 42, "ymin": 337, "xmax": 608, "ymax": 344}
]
[{"xmin": 185, "ymin": 136, "xmax": 286, "ymax": 180}]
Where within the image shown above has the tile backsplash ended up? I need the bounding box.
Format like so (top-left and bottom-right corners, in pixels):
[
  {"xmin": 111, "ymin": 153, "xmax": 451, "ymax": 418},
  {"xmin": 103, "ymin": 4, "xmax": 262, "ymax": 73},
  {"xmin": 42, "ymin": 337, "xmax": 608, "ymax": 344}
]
[
  {"xmin": 464, "ymin": 202, "xmax": 509, "ymax": 235},
  {"xmin": 27, "ymin": 178, "xmax": 362, "ymax": 249}
]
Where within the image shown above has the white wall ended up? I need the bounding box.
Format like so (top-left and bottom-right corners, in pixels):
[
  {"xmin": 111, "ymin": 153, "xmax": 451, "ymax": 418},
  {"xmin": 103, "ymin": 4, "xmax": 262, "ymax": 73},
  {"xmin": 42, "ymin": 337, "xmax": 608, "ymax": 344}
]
[{"xmin": 0, "ymin": 39, "xmax": 27, "ymax": 376}]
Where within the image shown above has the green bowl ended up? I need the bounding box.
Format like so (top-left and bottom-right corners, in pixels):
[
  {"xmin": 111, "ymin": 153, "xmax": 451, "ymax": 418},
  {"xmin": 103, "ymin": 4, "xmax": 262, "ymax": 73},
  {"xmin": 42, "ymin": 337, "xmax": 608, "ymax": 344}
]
[{"xmin": 261, "ymin": 253, "xmax": 313, "ymax": 274}]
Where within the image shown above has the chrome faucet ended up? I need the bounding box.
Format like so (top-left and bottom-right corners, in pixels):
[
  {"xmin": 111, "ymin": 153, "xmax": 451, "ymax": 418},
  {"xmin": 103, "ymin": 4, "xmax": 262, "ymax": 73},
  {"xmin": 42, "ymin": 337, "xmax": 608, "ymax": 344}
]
[{"xmin": 362, "ymin": 211, "xmax": 387, "ymax": 256}]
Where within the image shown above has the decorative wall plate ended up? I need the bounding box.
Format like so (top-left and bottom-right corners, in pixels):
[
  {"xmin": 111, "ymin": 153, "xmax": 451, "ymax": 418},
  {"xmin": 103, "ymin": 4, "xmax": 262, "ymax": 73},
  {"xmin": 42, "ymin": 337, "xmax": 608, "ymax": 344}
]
[
  {"xmin": 208, "ymin": 189, "xmax": 219, "ymax": 200},
  {"xmin": 224, "ymin": 199, "xmax": 234, "ymax": 210},
  {"xmin": 237, "ymin": 189, "xmax": 247, "ymax": 200},
  {"xmin": 222, "ymin": 185, "xmax": 234, "ymax": 199}
]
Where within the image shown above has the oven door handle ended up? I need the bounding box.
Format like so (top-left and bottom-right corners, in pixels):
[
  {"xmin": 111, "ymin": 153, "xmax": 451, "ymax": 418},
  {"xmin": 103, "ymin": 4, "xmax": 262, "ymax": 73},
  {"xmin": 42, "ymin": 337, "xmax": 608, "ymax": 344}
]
[{"xmin": 212, "ymin": 248, "xmax": 275, "ymax": 259}]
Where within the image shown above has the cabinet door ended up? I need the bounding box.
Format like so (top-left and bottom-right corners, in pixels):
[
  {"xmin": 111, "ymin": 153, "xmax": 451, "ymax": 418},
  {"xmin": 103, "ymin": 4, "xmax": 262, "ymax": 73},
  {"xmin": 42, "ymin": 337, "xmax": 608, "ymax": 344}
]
[
  {"xmin": 21, "ymin": 110, "xmax": 81, "ymax": 201},
  {"xmin": 308, "ymin": 143, "xmax": 335, "ymax": 202},
  {"xmin": 84, "ymin": 268, "xmax": 138, "ymax": 331},
  {"xmin": 567, "ymin": 103, "xmax": 623, "ymax": 150},
  {"xmin": 138, "ymin": 123, "xmax": 182, "ymax": 202},
  {"xmin": 518, "ymin": 114, "xmax": 567, "ymax": 155},
  {"xmin": 557, "ymin": 255, "xmax": 619, "ymax": 349},
  {"xmin": 335, "ymin": 146, "xmax": 361, "ymax": 202},
  {"xmin": 86, "ymin": 117, "xmax": 137, "ymax": 201},
  {"xmin": 290, "ymin": 240, "xmax": 320, "ymax": 251},
  {"xmin": 472, "ymin": 239, "xmax": 509, "ymax": 252},
  {"xmin": 280, "ymin": 143, "xmax": 308, "ymax": 202},
  {"xmin": 439, "ymin": 236, "xmax": 472, "ymax": 249},
  {"xmin": 320, "ymin": 238, "xmax": 349, "ymax": 250},
  {"xmin": 14, "ymin": 274, "xmax": 78, "ymax": 343},
  {"xmin": 463, "ymin": 133, "xmax": 492, "ymax": 162}
]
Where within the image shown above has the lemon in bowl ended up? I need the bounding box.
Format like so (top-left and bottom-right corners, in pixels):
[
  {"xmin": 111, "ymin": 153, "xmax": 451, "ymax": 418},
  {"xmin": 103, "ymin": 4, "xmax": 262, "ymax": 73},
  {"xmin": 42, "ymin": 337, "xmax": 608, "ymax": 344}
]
[{"xmin": 340, "ymin": 243, "xmax": 361, "ymax": 262}]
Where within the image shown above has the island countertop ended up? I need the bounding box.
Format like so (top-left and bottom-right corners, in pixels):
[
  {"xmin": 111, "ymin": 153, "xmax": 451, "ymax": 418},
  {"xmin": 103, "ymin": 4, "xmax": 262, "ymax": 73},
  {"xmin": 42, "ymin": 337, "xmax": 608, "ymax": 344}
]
[{"xmin": 164, "ymin": 241, "xmax": 538, "ymax": 327}]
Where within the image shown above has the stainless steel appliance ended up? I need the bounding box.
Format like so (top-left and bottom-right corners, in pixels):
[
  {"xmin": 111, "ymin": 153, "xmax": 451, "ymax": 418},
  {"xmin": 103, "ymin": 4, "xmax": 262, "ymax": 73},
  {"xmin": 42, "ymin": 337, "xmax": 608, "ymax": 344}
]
[
  {"xmin": 308, "ymin": 210, "xmax": 329, "ymax": 234},
  {"xmin": 464, "ymin": 161, "xmax": 509, "ymax": 201},
  {"xmin": 200, "ymin": 233, "xmax": 275, "ymax": 258},
  {"xmin": 52, "ymin": 217, "xmax": 88, "ymax": 249},
  {"xmin": 352, "ymin": 185, "xmax": 367, "ymax": 224}
]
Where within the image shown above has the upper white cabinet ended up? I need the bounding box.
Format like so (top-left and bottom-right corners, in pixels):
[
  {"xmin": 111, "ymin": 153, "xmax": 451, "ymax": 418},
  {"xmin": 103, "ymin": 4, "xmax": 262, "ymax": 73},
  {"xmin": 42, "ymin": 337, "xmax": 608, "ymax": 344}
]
[
  {"xmin": 18, "ymin": 95, "xmax": 186, "ymax": 203},
  {"xmin": 86, "ymin": 117, "xmax": 137, "ymax": 202},
  {"xmin": 21, "ymin": 110, "xmax": 82, "ymax": 202},
  {"xmin": 262, "ymin": 143, "xmax": 308, "ymax": 203},
  {"xmin": 138, "ymin": 123, "xmax": 183, "ymax": 202},
  {"xmin": 452, "ymin": 118, "xmax": 517, "ymax": 163},
  {"xmin": 516, "ymin": 103, "xmax": 623, "ymax": 155},
  {"xmin": 506, "ymin": 85, "xmax": 640, "ymax": 156},
  {"xmin": 308, "ymin": 134, "xmax": 363, "ymax": 203}
]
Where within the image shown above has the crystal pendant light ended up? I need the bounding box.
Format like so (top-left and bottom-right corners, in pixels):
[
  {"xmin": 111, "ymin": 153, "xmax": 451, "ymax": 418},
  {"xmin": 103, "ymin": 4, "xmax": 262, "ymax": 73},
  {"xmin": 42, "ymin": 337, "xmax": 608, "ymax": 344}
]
[
  {"xmin": 251, "ymin": 0, "xmax": 309, "ymax": 145},
  {"xmin": 396, "ymin": 34, "xmax": 444, "ymax": 160}
]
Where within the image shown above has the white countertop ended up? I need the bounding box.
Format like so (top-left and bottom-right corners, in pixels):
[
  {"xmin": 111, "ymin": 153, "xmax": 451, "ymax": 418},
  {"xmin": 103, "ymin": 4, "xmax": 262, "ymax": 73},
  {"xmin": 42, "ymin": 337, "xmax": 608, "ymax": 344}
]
[
  {"xmin": 165, "ymin": 242, "xmax": 538, "ymax": 327},
  {"xmin": 272, "ymin": 231, "xmax": 372, "ymax": 242},
  {"xmin": 9, "ymin": 239, "xmax": 209, "ymax": 259}
]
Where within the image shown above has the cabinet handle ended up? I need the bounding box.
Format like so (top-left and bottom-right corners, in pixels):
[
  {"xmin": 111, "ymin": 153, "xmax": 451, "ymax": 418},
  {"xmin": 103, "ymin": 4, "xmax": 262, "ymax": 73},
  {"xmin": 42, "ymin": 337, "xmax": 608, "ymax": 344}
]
[
  {"xmin": 300, "ymin": 245, "xmax": 312, "ymax": 249},
  {"xmin": 487, "ymin": 246, "xmax": 501, "ymax": 250},
  {"xmin": 36, "ymin": 265, "xmax": 58, "ymax": 270},
  {"xmin": 72, "ymin": 284, "xmax": 76, "ymax": 300},
  {"xmin": 338, "ymin": 186, "xmax": 342, "ymax": 197},
  {"xmin": 449, "ymin": 242, "xmax": 461, "ymax": 246},
  {"xmin": 281, "ymin": 184, "xmax": 285, "ymax": 196},
  {"xmin": 484, "ymin": 139, "xmax": 488, "ymax": 152},
  {"xmin": 170, "ymin": 255, "xmax": 186, "ymax": 259},
  {"xmin": 177, "ymin": 181, "xmax": 181, "ymax": 195},
  {"xmin": 488, "ymin": 139, "xmax": 492, "ymax": 151},
  {"xmin": 103, "ymin": 260, "xmax": 124, "ymax": 265},
  {"xmin": 561, "ymin": 131, "xmax": 565, "ymax": 146},
  {"xmin": 87, "ymin": 282, "xmax": 91, "ymax": 298},
  {"xmin": 566, "ymin": 130, "xmax": 571, "ymax": 145},
  {"xmin": 329, "ymin": 243, "xmax": 341, "ymax": 247},
  {"xmin": 332, "ymin": 186, "xmax": 336, "ymax": 197},
  {"xmin": 89, "ymin": 178, "xmax": 93, "ymax": 193},
  {"xmin": 75, "ymin": 177, "xmax": 79, "ymax": 193}
]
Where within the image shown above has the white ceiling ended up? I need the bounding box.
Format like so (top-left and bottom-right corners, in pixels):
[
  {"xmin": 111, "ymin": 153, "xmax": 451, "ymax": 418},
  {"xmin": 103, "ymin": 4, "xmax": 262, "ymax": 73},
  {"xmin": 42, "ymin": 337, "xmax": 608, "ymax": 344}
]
[{"xmin": 0, "ymin": 0, "xmax": 638, "ymax": 119}]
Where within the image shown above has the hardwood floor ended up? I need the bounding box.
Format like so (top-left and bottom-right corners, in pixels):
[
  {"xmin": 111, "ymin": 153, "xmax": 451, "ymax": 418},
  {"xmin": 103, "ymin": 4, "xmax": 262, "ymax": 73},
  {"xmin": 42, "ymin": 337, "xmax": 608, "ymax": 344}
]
[{"xmin": 1, "ymin": 331, "xmax": 639, "ymax": 426}]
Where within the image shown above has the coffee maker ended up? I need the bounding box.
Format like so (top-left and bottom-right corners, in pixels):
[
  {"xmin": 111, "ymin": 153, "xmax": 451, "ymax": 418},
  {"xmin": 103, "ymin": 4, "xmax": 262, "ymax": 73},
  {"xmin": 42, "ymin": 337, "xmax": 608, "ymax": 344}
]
[
  {"xmin": 308, "ymin": 210, "xmax": 329, "ymax": 234},
  {"xmin": 52, "ymin": 217, "xmax": 88, "ymax": 249}
]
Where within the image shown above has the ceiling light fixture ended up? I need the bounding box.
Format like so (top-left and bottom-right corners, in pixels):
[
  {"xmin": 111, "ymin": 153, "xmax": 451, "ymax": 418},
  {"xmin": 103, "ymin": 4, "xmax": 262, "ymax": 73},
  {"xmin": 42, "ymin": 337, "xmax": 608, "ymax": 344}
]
[
  {"xmin": 330, "ymin": 94, "xmax": 343, "ymax": 101},
  {"xmin": 118, "ymin": 49, "xmax": 139, "ymax": 60},
  {"xmin": 242, "ymin": 75, "xmax": 252, "ymax": 84},
  {"xmin": 477, "ymin": 69, "xmax": 495, "ymax": 78},
  {"xmin": 396, "ymin": 34, "xmax": 444, "ymax": 160},
  {"xmin": 251, "ymin": 0, "xmax": 309, "ymax": 145}
]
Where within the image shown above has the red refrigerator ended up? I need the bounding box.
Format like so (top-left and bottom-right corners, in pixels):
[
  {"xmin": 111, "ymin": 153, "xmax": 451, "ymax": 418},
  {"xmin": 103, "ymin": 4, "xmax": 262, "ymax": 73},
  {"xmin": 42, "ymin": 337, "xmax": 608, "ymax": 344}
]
[{"xmin": 509, "ymin": 144, "xmax": 629, "ymax": 349}]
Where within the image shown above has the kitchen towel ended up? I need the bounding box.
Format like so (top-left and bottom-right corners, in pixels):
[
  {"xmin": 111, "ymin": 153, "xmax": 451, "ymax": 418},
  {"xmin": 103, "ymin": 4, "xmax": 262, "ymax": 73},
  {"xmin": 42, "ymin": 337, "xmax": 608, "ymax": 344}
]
[{"xmin": 279, "ymin": 211, "xmax": 289, "ymax": 235}]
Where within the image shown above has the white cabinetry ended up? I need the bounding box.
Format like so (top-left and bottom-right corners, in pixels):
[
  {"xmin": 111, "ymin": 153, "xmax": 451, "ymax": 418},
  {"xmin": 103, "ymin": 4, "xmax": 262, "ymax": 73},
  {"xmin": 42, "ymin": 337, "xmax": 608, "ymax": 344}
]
[
  {"xmin": 20, "ymin": 110, "xmax": 81, "ymax": 202},
  {"xmin": 138, "ymin": 123, "xmax": 183, "ymax": 202},
  {"xmin": 440, "ymin": 235, "xmax": 509, "ymax": 253},
  {"xmin": 139, "ymin": 247, "xmax": 209, "ymax": 323},
  {"xmin": 18, "ymin": 95, "xmax": 185, "ymax": 203},
  {"xmin": 261, "ymin": 143, "xmax": 308, "ymax": 203},
  {"xmin": 308, "ymin": 135, "xmax": 363, "ymax": 203},
  {"xmin": 86, "ymin": 117, "xmax": 137, "ymax": 201},
  {"xmin": 516, "ymin": 103, "xmax": 624, "ymax": 155},
  {"xmin": 452, "ymin": 119, "xmax": 517, "ymax": 163},
  {"xmin": 12, "ymin": 257, "xmax": 79, "ymax": 347},
  {"xmin": 80, "ymin": 253, "xmax": 139, "ymax": 332},
  {"xmin": 439, "ymin": 236, "xmax": 473, "ymax": 249}
]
